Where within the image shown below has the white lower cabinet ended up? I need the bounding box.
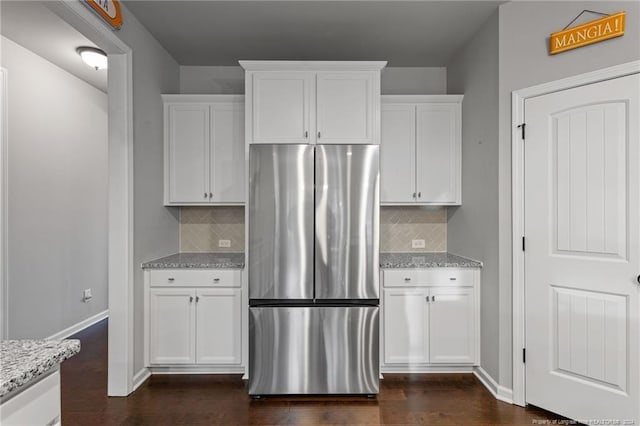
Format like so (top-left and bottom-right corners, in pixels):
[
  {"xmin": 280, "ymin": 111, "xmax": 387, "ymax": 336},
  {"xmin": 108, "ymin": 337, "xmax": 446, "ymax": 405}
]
[
  {"xmin": 145, "ymin": 269, "xmax": 244, "ymax": 372},
  {"xmin": 195, "ymin": 288, "xmax": 242, "ymax": 365},
  {"xmin": 382, "ymin": 268, "xmax": 480, "ymax": 371}
]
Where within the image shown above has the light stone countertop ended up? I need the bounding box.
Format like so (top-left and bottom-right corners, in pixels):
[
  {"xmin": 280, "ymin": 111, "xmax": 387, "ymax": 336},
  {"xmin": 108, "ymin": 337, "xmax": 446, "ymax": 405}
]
[
  {"xmin": 380, "ymin": 252, "xmax": 482, "ymax": 268},
  {"xmin": 0, "ymin": 339, "xmax": 80, "ymax": 397},
  {"xmin": 142, "ymin": 252, "xmax": 245, "ymax": 269}
]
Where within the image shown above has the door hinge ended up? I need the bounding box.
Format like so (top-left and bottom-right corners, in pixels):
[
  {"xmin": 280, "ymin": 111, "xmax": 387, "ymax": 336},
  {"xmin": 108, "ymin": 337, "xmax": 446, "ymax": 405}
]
[
  {"xmin": 522, "ymin": 236, "xmax": 526, "ymax": 252},
  {"xmin": 522, "ymin": 348, "xmax": 526, "ymax": 363},
  {"xmin": 517, "ymin": 123, "xmax": 526, "ymax": 140}
]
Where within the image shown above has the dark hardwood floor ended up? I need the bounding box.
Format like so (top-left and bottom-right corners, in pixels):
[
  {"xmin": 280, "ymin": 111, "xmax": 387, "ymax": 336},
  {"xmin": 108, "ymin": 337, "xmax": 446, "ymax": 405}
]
[{"xmin": 62, "ymin": 319, "xmax": 558, "ymax": 425}]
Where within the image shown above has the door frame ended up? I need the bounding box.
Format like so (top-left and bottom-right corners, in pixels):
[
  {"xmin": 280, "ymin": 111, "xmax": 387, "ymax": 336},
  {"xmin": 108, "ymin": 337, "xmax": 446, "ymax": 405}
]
[
  {"xmin": 511, "ymin": 60, "xmax": 640, "ymax": 407},
  {"xmin": 46, "ymin": 1, "xmax": 135, "ymax": 396}
]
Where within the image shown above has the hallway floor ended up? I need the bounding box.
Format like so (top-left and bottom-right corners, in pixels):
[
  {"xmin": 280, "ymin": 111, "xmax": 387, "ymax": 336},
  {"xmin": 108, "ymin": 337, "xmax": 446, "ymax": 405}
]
[{"xmin": 61, "ymin": 319, "xmax": 559, "ymax": 425}]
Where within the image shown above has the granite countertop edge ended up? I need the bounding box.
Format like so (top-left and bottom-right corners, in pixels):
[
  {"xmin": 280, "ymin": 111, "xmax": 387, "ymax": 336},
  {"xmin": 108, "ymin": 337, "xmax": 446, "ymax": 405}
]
[
  {"xmin": 142, "ymin": 252, "xmax": 245, "ymax": 270},
  {"xmin": 379, "ymin": 252, "xmax": 482, "ymax": 269},
  {"xmin": 0, "ymin": 339, "xmax": 81, "ymax": 398}
]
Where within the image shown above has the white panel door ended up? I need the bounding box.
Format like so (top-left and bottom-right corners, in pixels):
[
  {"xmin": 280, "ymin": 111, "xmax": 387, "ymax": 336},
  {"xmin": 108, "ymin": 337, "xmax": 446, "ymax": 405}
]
[
  {"xmin": 149, "ymin": 288, "xmax": 196, "ymax": 364},
  {"xmin": 380, "ymin": 104, "xmax": 416, "ymax": 203},
  {"xmin": 195, "ymin": 288, "xmax": 242, "ymax": 365},
  {"xmin": 383, "ymin": 288, "xmax": 429, "ymax": 364},
  {"xmin": 167, "ymin": 104, "xmax": 210, "ymax": 203},
  {"xmin": 210, "ymin": 102, "xmax": 245, "ymax": 203},
  {"xmin": 251, "ymin": 72, "xmax": 313, "ymax": 143},
  {"xmin": 316, "ymin": 72, "xmax": 375, "ymax": 144},
  {"xmin": 525, "ymin": 73, "xmax": 639, "ymax": 422},
  {"xmin": 428, "ymin": 287, "xmax": 475, "ymax": 364},
  {"xmin": 416, "ymin": 104, "xmax": 460, "ymax": 204}
]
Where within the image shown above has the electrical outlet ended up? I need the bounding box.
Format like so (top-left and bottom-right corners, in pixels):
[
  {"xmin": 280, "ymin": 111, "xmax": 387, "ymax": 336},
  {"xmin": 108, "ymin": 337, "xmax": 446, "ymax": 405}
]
[
  {"xmin": 411, "ymin": 239, "xmax": 426, "ymax": 249},
  {"xmin": 218, "ymin": 239, "xmax": 231, "ymax": 248},
  {"xmin": 83, "ymin": 289, "xmax": 93, "ymax": 302}
]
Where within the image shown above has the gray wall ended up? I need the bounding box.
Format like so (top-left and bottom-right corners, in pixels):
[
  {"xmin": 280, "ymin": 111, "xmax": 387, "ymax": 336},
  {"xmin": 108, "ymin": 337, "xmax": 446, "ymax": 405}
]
[
  {"xmin": 179, "ymin": 65, "xmax": 447, "ymax": 94},
  {"xmin": 497, "ymin": 1, "xmax": 640, "ymax": 388},
  {"xmin": 109, "ymin": 3, "xmax": 182, "ymax": 374},
  {"xmin": 2, "ymin": 36, "xmax": 108, "ymax": 338},
  {"xmin": 446, "ymin": 11, "xmax": 499, "ymax": 382}
]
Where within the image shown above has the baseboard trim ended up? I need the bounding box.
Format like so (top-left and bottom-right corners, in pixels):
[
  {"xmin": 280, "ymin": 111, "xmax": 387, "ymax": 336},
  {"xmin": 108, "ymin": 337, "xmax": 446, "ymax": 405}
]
[
  {"xmin": 381, "ymin": 365, "xmax": 475, "ymax": 374},
  {"xmin": 132, "ymin": 368, "xmax": 151, "ymax": 393},
  {"xmin": 473, "ymin": 366, "xmax": 513, "ymax": 404},
  {"xmin": 47, "ymin": 310, "xmax": 109, "ymax": 340},
  {"xmin": 148, "ymin": 366, "xmax": 245, "ymax": 375}
]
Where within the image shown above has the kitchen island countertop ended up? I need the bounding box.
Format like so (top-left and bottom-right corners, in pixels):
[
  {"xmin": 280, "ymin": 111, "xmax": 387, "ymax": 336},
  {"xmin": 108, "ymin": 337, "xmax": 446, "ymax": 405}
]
[
  {"xmin": 0, "ymin": 339, "xmax": 80, "ymax": 397},
  {"xmin": 142, "ymin": 252, "xmax": 245, "ymax": 269},
  {"xmin": 380, "ymin": 252, "xmax": 482, "ymax": 268}
]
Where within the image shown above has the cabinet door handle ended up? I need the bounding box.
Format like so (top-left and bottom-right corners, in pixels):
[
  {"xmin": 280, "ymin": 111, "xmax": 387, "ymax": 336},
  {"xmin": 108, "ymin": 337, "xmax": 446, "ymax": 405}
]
[
  {"xmin": 204, "ymin": 192, "xmax": 207, "ymax": 199},
  {"xmin": 209, "ymin": 192, "xmax": 213, "ymax": 199},
  {"xmin": 196, "ymin": 296, "xmax": 200, "ymax": 303},
  {"xmin": 425, "ymin": 296, "xmax": 430, "ymax": 303},
  {"xmin": 412, "ymin": 192, "xmax": 416, "ymax": 199},
  {"xmin": 318, "ymin": 131, "xmax": 321, "ymax": 139},
  {"xmin": 418, "ymin": 192, "xmax": 421, "ymax": 198},
  {"xmin": 432, "ymin": 295, "xmax": 435, "ymax": 302},
  {"xmin": 304, "ymin": 131, "xmax": 308, "ymax": 138},
  {"xmin": 189, "ymin": 296, "xmax": 194, "ymax": 303}
]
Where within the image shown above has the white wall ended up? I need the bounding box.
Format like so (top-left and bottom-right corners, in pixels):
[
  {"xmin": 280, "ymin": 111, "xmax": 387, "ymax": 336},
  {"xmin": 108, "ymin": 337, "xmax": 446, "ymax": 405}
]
[
  {"xmin": 2, "ymin": 36, "xmax": 108, "ymax": 338},
  {"xmin": 179, "ymin": 65, "xmax": 447, "ymax": 94},
  {"xmin": 105, "ymin": 4, "xmax": 181, "ymax": 374},
  {"xmin": 446, "ymin": 11, "xmax": 499, "ymax": 382},
  {"xmin": 497, "ymin": 1, "xmax": 640, "ymax": 388}
]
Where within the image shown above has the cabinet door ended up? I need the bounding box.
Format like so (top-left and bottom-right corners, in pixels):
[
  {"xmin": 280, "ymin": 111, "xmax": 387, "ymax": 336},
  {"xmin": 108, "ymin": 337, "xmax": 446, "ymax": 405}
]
[
  {"xmin": 251, "ymin": 72, "xmax": 313, "ymax": 143},
  {"xmin": 149, "ymin": 288, "xmax": 195, "ymax": 364},
  {"xmin": 210, "ymin": 102, "xmax": 245, "ymax": 203},
  {"xmin": 380, "ymin": 104, "xmax": 416, "ymax": 203},
  {"xmin": 428, "ymin": 287, "xmax": 475, "ymax": 364},
  {"xmin": 167, "ymin": 104, "xmax": 210, "ymax": 203},
  {"xmin": 195, "ymin": 288, "xmax": 242, "ymax": 365},
  {"xmin": 416, "ymin": 103, "xmax": 461, "ymax": 204},
  {"xmin": 383, "ymin": 288, "xmax": 429, "ymax": 364},
  {"xmin": 316, "ymin": 72, "xmax": 376, "ymax": 144}
]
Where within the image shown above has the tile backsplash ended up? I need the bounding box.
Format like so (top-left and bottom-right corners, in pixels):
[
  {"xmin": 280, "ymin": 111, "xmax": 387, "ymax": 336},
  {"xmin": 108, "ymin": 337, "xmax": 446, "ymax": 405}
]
[
  {"xmin": 180, "ymin": 206, "xmax": 245, "ymax": 252},
  {"xmin": 380, "ymin": 207, "xmax": 447, "ymax": 252},
  {"xmin": 179, "ymin": 206, "xmax": 446, "ymax": 253}
]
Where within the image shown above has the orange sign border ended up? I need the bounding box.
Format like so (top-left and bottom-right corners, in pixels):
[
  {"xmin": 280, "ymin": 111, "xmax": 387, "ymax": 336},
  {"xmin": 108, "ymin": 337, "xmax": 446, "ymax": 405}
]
[
  {"xmin": 550, "ymin": 11, "xmax": 625, "ymax": 55},
  {"xmin": 85, "ymin": 0, "xmax": 122, "ymax": 30}
]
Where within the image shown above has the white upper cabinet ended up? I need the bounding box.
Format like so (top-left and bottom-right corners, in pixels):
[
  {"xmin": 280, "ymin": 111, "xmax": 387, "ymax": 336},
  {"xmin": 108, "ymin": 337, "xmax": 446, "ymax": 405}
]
[
  {"xmin": 241, "ymin": 61, "xmax": 386, "ymax": 145},
  {"xmin": 251, "ymin": 72, "xmax": 312, "ymax": 143},
  {"xmin": 167, "ymin": 104, "xmax": 210, "ymax": 204},
  {"xmin": 381, "ymin": 96, "xmax": 462, "ymax": 205},
  {"xmin": 316, "ymin": 72, "xmax": 376, "ymax": 144},
  {"xmin": 164, "ymin": 95, "xmax": 245, "ymax": 205},
  {"xmin": 381, "ymin": 104, "xmax": 415, "ymax": 203}
]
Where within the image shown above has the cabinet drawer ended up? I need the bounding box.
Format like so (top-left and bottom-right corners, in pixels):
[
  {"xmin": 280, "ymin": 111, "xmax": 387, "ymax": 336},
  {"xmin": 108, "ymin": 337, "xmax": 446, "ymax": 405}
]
[
  {"xmin": 383, "ymin": 268, "xmax": 475, "ymax": 287},
  {"xmin": 149, "ymin": 269, "xmax": 241, "ymax": 287}
]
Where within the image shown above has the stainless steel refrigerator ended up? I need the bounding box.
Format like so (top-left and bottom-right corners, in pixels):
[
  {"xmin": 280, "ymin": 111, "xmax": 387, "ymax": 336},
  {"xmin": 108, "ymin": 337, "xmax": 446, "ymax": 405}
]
[{"xmin": 248, "ymin": 144, "xmax": 380, "ymax": 396}]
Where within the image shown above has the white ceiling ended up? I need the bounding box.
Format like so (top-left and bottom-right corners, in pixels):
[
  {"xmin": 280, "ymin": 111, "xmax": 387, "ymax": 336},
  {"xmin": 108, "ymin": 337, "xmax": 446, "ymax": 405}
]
[
  {"xmin": 1, "ymin": 1, "xmax": 108, "ymax": 92},
  {"xmin": 0, "ymin": 1, "xmax": 504, "ymax": 94},
  {"xmin": 124, "ymin": 0, "xmax": 504, "ymax": 67}
]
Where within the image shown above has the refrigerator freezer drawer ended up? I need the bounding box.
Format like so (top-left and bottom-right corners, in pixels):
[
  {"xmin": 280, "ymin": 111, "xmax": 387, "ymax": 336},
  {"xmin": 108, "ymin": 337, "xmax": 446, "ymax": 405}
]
[{"xmin": 249, "ymin": 306, "xmax": 379, "ymax": 395}]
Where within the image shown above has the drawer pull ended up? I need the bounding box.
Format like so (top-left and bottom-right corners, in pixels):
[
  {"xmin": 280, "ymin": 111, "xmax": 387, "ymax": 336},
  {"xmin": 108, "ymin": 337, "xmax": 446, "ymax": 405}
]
[
  {"xmin": 404, "ymin": 277, "xmax": 411, "ymax": 282},
  {"xmin": 213, "ymin": 278, "xmax": 220, "ymax": 282},
  {"xmin": 167, "ymin": 278, "xmax": 175, "ymax": 282},
  {"xmin": 449, "ymin": 277, "xmax": 457, "ymax": 281}
]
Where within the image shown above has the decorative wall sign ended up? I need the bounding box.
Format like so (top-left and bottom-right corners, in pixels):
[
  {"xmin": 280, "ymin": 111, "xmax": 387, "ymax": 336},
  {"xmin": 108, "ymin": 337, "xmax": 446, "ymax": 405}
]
[
  {"xmin": 550, "ymin": 11, "xmax": 625, "ymax": 55},
  {"xmin": 85, "ymin": 0, "xmax": 122, "ymax": 30}
]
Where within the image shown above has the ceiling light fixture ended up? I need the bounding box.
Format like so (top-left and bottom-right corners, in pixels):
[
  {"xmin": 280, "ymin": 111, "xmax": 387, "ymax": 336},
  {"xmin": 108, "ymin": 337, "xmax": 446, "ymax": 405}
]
[{"xmin": 77, "ymin": 46, "xmax": 108, "ymax": 70}]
